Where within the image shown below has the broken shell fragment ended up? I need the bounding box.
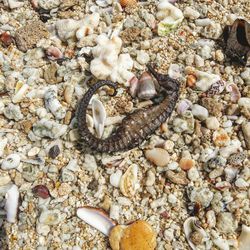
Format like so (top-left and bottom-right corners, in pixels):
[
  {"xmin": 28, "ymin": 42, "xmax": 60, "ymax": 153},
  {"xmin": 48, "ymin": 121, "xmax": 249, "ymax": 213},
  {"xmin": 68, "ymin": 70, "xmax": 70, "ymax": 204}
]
[
  {"xmin": 12, "ymin": 83, "xmax": 29, "ymax": 103},
  {"xmin": 177, "ymin": 99, "xmax": 192, "ymax": 115},
  {"xmin": 5, "ymin": 184, "xmax": 19, "ymax": 223},
  {"xmin": 137, "ymin": 72, "xmax": 157, "ymax": 100},
  {"xmin": 206, "ymin": 80, "xmax": 226, "ymax": 97},
  {"xmin": 156, "ymin": 0, "xmax": 184, "ymax": 36},
  {"xmin": 109, "ymin": 220, "xmax": 157, "ymax": 250},
  {"xmin": 184, "ymin": 217, "xmax": 208, "ymax": 250},
  {"xmin": 77, "ymin": 206, "xmax": 117, "ymax": 236},
  {"xmin": 238, "ymin": 225, "xmax": 250, "ymax": 250},
  {"xmin": 46, "ymin": 46, "xmax": 63, "ymax": 61},
  {"xmin": 92, "ymin": 98, "xmax": 107, "ymax": 138},
  {"xmin": 120, "ymin": 164, "xmax": 139, "ymax": 197},
  {"xmin": 226, "ymin": 83, "xmax": 241, "ymax": 102}
]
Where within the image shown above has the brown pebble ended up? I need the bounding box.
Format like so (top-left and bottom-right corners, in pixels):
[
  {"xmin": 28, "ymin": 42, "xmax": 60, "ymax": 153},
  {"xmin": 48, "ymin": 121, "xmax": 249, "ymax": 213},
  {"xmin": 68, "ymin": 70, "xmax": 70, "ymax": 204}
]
[
  {"xmin": 48, "ymin": 145, "xmax": 60, "ymax": 159},
  {"xmin": 32, "ymin": 185, "xmax": 50, "ymax": 199},
  {"xmin": 0, "ymin": 32, "xmax": 13, "ymax": 47},
  {"xmin": 179, "ymin": 158, "xmax": 195, "ymax": 171},
  {"xmin": 166, "ymin": 170, "xmax": 189, "ymax": 185},
  {"xmin": 186, "ymin": 74, "xmax": 197, "ymax": 88}
]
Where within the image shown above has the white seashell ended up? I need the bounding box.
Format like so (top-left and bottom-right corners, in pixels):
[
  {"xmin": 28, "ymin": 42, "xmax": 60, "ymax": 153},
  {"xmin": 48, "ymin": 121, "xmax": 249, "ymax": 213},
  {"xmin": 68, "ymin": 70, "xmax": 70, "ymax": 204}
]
[
  {"xmin": 206, "ymin": 80, "xmax": 226, "ymax": 96},
  {"xmin": 39, "ymin": 210, "xmax": 62, "ymax": 225},
  {"xmin": 44, "ymin": 86, "xmax": 66, "ymax": 120},
  {"xmin": 177, "ymin": 99, "xmax": 192, "ymax": 115},
  {"xmin": 184, "ymin": 217, "xmax": 208, "ymax": 250},
  {"xmin": 120, "ymin": 164, "xmax": 139, "ymax": 197},
  {"xmin": 110, "ymin": 170, "xmax": 123, "ymax": 188},
  {"xmin": 12, "ymin": 83, "xmax": 29, "ymax": 103},
  {"xmin": 5, "ymin": 184, "xmax": 19, "ymax": 223},
  {"xmin": 77, "ymin": 206, "xmax": 117, "ymax": 236},
  {"xmin": 238, "ymin": 225, "xmax": 250, "ymax": 250},
  {"xmin": 195, "ymin": 71, "xmax": 220, "ymax": 92},
  {"xmin": 0, "ymin": 138, "xmax": 8, "ymax": 157},
  {"xmin": 191, "ymin": 104, "xmax": 208, "ymax": 121},
  {"xmin": 137, "ymin": 72, "xmax": 156, "ymax": 100},
  {"xmin": 156, "ymin": 0, "xmax": 184, "ymax": 36},
  {"xmin": 226, "ymin": 83, "xmax": 241, "ymax": 103},
  {"xmin": 1, "ymin": 153, "xmax": 21, "ymax": 170},
  {"xmin": 91, "ymin": 98, "xmax": 106, "ymax": 138},
  {"xmin": 145, "ymin": 148, "xmax": 170, "ymax": 167}
]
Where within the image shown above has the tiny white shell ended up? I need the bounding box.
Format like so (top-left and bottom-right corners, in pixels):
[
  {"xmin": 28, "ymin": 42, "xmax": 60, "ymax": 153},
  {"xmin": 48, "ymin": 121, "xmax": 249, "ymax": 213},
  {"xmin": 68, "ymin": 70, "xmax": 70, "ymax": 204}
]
[
  {"xmin": 77, "ymin": 206, "xmax": 116, "ymax": 236},
  {"xmin": 92, "ymin": 98, "xmax": 106, "ymax": 138},
  {"xmin": 12, "ymin": 84, "xmax": 29, "ymax": 103},
  {"xmin": 5, "ymin": 184, "xmax": 19, "ymax": 223}
]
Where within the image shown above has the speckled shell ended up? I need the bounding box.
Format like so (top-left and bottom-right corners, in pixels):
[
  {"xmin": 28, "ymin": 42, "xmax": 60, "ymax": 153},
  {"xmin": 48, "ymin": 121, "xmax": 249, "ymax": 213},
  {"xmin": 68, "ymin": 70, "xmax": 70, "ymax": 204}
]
[{"xmin": 119, "ymin": 0, "xmax": 137, "ymax": 8}]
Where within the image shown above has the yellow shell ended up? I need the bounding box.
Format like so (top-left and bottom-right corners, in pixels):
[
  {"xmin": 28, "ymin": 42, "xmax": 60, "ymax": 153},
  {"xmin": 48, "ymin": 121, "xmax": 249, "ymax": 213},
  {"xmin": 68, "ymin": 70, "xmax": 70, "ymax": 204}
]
[{"xmin": 119, "ymin": 0, "xmax": 137, "ymax": 8}]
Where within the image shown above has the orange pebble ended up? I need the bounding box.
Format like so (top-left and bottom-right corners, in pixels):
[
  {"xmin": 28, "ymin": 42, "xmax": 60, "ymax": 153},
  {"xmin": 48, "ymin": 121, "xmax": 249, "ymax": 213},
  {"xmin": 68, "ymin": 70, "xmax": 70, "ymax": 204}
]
[
  {"xmin": 179, "ymin": 158, "xmax": 195, "ymax": 171},
  {"xmin": 186, "ymin": 74, "xmax": 197, "ymax": 88},
  {"xmin": 119, "ymin": 0, "xmax": 137, "ymax": 8}
]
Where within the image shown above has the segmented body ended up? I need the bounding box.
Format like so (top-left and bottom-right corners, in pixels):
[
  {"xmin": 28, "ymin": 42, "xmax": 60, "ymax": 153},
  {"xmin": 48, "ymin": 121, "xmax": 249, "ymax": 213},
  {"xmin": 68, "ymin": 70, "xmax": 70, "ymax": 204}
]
[{"xmin": 77, "ymin": 66, "xmax": 180, "ymax": 153}]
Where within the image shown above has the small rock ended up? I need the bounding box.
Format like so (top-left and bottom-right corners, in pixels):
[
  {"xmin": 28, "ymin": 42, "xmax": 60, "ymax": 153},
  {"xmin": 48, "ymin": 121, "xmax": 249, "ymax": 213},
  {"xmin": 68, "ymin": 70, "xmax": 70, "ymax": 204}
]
[
  {"xmin": 48, "ymin": 145, "xmax": 61, "ymax": 159},
  {"xmin": 82, "ymin": 154, "xmax": 97, "ymax": 172},
  {"xmin": 166, "ymin": 170, "xmax": 189, "ymax": 185},
  {"xmin": 242, "ymin": 122, "xmax": 250, "ymax": 149},
  {"xmin": 32, "ymin": 185, "xmax": 50, "ymax": 199},
  {"xmin": 61, "ymin": 169, "xmax": 75, "ymax": 182},
  {"xmin": 179, "ymin": 158, "xmax": 195, "ymax": 171},
  {"xmin": 235, "ymin": 178, "xmax": 249, "ymax": 188},
  {"xmin": 189, "ymin": 187, "xmax": 214, "ymax": 208},
  {"xmin": 145, "ymin": 148, "xmax": 170, "ymax": 167},
  {"xmin": 22, "ymin": 164, "xmax": 39, "ymax": 182},
  {"xmin": 192, "ymin": 104, "xmax": 209, "ymax": 121},
  {"xmin": 1, "ymin": 154, "xmax": 21, "ymax": 170},
  {"xmin": 110, "ymin": 170, "xmax": 122, "ymax": 188},
  {"xmin": 216, "ymin": 212, "xmax": 238, "ymax": 234},
  {"xmin": 187, "ymin": 167, "xmax": 199, "ymax": 181},
  {"xmin": 206, "ymin": 117, "xmax": 220, "ymax": 130},
  {"xmin": 3, "ymin": 103, "xmax": 23, "ymax": 121},
  {"xmin": 58, "ymin": 183, "xmax": 72, "ymax": 196},
  {"xmin": 136, "ymin": 50, "xmax": 150, "ymax": 65},
  {"xmin": 36, "ymin": 223, "xmax": 50, "ymax": 236},
  {"xmin": 227, "ymin": 152, "xmax": 246, "ymax": 166},
  {"xmin": 39, "ymin": 210, "xmax": 62, "ymax": 225},
  {"xmin": 183, "ymin": 7, "xmax": 200, "ymax": 20},
  {"xmin": 146, "ymin": 170, "xmax": 155, "ymax": 186},
  {"xmin": 213, "ymin": 129, "xmax": 230, "ymax": 147}
]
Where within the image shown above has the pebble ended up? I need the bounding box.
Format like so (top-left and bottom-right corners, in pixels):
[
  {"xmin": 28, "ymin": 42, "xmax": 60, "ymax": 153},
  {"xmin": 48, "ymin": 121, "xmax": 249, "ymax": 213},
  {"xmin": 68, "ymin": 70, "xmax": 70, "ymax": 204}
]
[
  {"xmin": 39, "ymin": 210, "xmax": 62, "ymax": 225},
  {"xmin": 109, "ymin": 204, "xmax": 120, "ymax": 220},
  {"xmin": 4, "ymin": 103, "xmax": 24, "ymax": 121},
  {"xmin": 82, "ymin": 154, "xmax": 97, "ymax": 172},
  {"xmin": 189, "ymin": 187, "xmax": 214, "ymax": 208},
  {"xmin": 187, "ymin": 167, "xmax": 199, "ymax": 181},
  {"xmin": 241, "ymin": 68, "xmax": 250, "ymax": 85},
  {"xmin": 0, "ymin": 175, "xmax": 11, "ymax": 186},
  {"xmin": 61, "ymin": 169, "xmax": 75, "ymax": 182},
  {"xmin": 166, "ymin": 170, "xmax": 189, "ymax": 185},
  {"xmin": 216, "ymin": 212, "xmax": 238, "ymax": 234},
  {"xmin": 1, "ymin": 153, "xmax": 21, "ymax": 170},
  {"xmin": 213, "ymin": 129, "xmax": 230, "ymax": 147},
  {"xmin": 36, "ymin": 223, "xmax": 50, "ymax": 236},
  {"xmin": 242, "ymin": 122, "xmax": 250, "ymax": 149},
  {"xmin": 168, "ymin": 194, "xmax": 177, "ymax": 204},
  {"xmin": 22, "ymin": 164, "xmax": 39, "ymax": 182},
  {"xmin": 48, "ymin": 145, "xmax": 60, "ymax": 159},
  {"xmin": 145, "ymin": 148, "xmax": 170, "ymax": 167},
  {"xmin": 32, "ymin": 119, "xmax": 68, "ymax": 139},
  {"xmin": 32, "ymin": 185, "xmax": 50, "ymax": 199},
  {"xmin": 136, "ymin": 50, "xmax": 150, "ymax": 65},
  {"xmin": 28, "ymin": 147, "xmax": 40, "ymax": 157},
  {"xmin": 109, "ymin": 170, "xmax": 122, "ymax": 188},
  {"xmin": 191, "ymin": 104, "xmax": 209, "ymax": 121},
  {"xmin": 146, "ymin": 170, "xmax": 155, "ymax": 186},
  {"xmin": 206, "ymin": 117, "xmax": 220, "ymax": 130},
  {"xmin": 179, "ymin": 158, "xmax": 195, "ymax": 171},
  {"xmin": 183, "ymin": 7, "xmax": 200, "ymax": 20},
  {"xmin": 235, "ymin": 178, "xmax": 249, "ymax": 188}
]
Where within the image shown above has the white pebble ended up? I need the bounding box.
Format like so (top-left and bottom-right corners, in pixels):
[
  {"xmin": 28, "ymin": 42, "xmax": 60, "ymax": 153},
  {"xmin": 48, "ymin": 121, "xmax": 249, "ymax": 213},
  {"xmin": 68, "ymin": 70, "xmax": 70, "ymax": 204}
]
[
  {"xmin": 187, "ymin": 167, "xmax": 199, "ymax": 181},
  {"xmin": 168, "ymin": 162, "xmax": 178, "ymax": 170},
  {"xmin": 1, "ymin": 154, "xmax": 21, "ymax": 170},
  {"xmin": 109, "ymin": 204, "xmax": 120, "ymax": 220},
  {"xmin": 183, "ymin": 7, "xmax": 200, "ymax": 20},
  {"xmin": 136, "ymin": 50, "xmax": 150, "ymax": 65},
  {"xmin": 109, "ymin": 170, "xmax": 122, "ymax": 188},
  {"xmin": 82, "ymin": 154, "xmax": 97, "ymax": 172},
  {"xmin": 168, "ymin": 194, "xmax": 177, "ymax": 204},
  {"xmin": 206, "ymin": 117, "xmax": 220, "ymax": 130},
  {"xmin": 192, "ymin": 104, "xmax": 209, "ymax": 121}
]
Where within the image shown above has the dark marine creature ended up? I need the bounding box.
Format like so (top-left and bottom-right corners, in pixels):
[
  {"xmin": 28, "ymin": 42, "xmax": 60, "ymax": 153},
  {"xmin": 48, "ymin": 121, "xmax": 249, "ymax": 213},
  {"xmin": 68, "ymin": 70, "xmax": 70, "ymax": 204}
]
[
  {"xmin": 77, "ymin": 65, "xmax": 180, "ymax": 153},
  {"xmin": 222, "ymin": 18, "xmax": 250, "ymax": 65}
]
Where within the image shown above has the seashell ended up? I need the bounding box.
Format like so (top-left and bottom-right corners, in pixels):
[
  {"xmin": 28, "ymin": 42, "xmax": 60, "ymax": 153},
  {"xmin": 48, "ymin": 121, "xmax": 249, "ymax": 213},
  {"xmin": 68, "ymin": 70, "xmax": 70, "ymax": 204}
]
[
  {"xmin": 1, "ymin": 153, "xmax": 21, "ymax": 170},
  {"xmin": 129, "ymin": 76, "xmax": 139, "ymax": 98},
  {"xmin": 110, "ymin": 170, "xmax": 123, "ymax": 188},
  {"xmin": 156, "ymin": 0, "xmax": 184, "ymax": 36},
  {"xmin": 177, "ymin": 99, "xmax": 192, "ymax": 115},
  {"xmin": 12, "ymin": 83, "xmax": 29, "ymax": 103},
  {"xmin": 213, "ymin": 129, "xmax": 230, "ymax": 147},
  {"xmin": 226, "ymin": 83, "xmax": 241, "ymax": 102},
  {"xmin": 119, "ymin": 0, "xmax": 137, "ymax": 8},
  {"xmin": 195, "ymin": 70, "xmax": 220, "ymax": 92},
  {"xmin": 32, "ymin": 185, "xmax": 50, "ymax": 199},
  {"xmin": 0, "ymin": 138, "xmax": 8, "ymax": 158},
  {"xmin": 183, "ymin": 217, "xmax": 208, "ymax": 250},
  {"xmin": 5, "ymin": 184, "xmax": 19, "ymax": 223},
  {"xmin": 77, "ymin": 206, "xmax": 117, "ymax": 236},
  {"xmin": 46, "ymin": 46, "xmax": 63, "ymax": 61},
  {"xmin": 145, "ymin": 148, "xmax": 170, "ymax": 167},
  {"xmin": 120, "ymin": 164, "xmax": 139, "ymax": 197},
  {"xmin": 39, "ymin": 209, "xmax": 62, "ymax": 225},
  {"xmin": 44, "ymin": 86, "xmax": 66, "ymax": 120},
  {"xmin": 206, "ymin": 80, "xmax": 226, "ymax": 97},
  {"xmin": 109, "ymin": 220, "xmax": 157, "ymax": 250},
  {"xmin": 0, "ymin": 32, "xmax": 13, "ymax": 47},
  {"xmin": 137, "ymin": 72, "xmax": 157, "ymax": 100},
  {"xmin": 238, "ymin": 225, "xmax": 250, "ymax": 250},
  {"xmin": 92, "ymin": 98, "xmax": 106, "ymax": 138}
]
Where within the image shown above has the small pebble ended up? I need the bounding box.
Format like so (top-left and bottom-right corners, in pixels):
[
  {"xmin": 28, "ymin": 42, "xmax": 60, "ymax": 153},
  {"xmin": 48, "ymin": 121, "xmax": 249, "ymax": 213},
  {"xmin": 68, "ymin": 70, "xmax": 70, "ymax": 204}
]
[
  {"xmin": 32, "ymin": 185, "xmax": 50, "ymax": 199},
  {"xmin": 1, "ymin": 154, "xmax": 21, "ymax": 170},
  {"xmin": 192, "ymin": 104, "xmax": 209, "ymax": 121},
  {"xmin": 206, "ymin": 117, "xmax": 220, "ymax": 130},
  {"xmin": 48, "ymin": 145, "xmax": 61, "ymax": 159},
  {"xmin": 145, "ymin": 148, "xmax": 170, "ymax": 167}
]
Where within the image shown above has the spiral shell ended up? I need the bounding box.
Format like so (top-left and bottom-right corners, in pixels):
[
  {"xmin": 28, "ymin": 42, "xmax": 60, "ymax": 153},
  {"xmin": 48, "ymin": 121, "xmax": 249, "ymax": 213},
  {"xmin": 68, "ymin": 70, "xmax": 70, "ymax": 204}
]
[{"xmin": 119, "ymin": 0, "xmax": 137, "ymax": 8}]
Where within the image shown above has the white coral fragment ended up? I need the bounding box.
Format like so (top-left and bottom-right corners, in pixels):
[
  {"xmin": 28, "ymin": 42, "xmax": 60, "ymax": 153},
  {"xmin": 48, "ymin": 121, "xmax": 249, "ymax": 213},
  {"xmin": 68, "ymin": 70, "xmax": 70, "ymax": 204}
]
[
  {"xmin": 195, "ymin": 70, "xmax": 220, "ymax": 92},
  {"xmin": 156, "ymin": 0, "xmax": 184, "ymax": 36},
  {"xmin": 5, "ymin": 184, "xmax": 19, "ymax": 223},
  {"xmin": 90, "ymin": 34, "xmax": 134, "ymax": 85}
]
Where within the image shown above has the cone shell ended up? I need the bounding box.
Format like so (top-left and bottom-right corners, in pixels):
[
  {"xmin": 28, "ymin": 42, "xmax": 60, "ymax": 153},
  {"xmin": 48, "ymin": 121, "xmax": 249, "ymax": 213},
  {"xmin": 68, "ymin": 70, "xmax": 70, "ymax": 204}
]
[
  {"xmin": 137, "ymin": 72, "xmax": 156, "ymax": 100},
  {"xmin": 119, "ymin": 0, "xmax": 137, "ymax": 8}
]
